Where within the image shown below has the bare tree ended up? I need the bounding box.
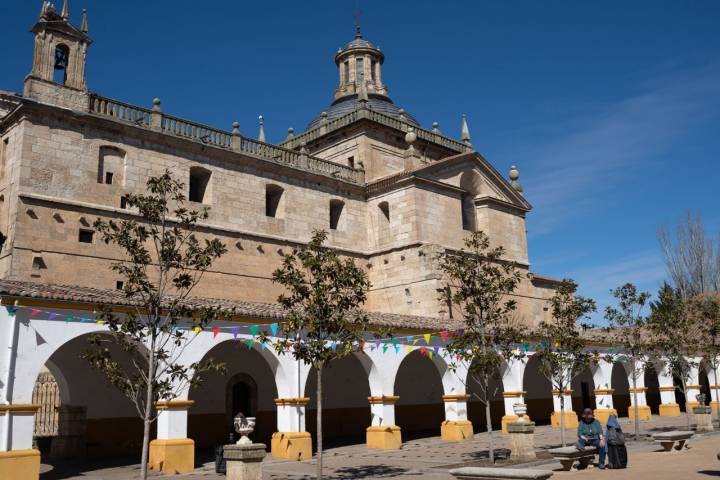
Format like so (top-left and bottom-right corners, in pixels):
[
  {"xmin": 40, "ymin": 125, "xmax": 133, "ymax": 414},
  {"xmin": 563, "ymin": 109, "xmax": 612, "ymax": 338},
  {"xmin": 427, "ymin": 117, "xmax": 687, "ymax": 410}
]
[{"xmin": 659, "ymin": 212, "xmax": 720, "ymax": 298}]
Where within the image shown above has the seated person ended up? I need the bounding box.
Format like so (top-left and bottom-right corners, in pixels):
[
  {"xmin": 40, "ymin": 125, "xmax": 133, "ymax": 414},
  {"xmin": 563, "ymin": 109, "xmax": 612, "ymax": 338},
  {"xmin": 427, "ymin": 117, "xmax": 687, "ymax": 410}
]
[{"xmin": 576, "ymin": 408, "xmax": 606, "ymax": 469}]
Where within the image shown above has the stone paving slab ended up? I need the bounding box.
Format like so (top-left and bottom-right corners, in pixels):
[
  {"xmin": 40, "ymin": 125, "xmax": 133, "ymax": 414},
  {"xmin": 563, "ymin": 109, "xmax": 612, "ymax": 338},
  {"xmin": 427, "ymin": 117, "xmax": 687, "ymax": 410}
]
[{"xmin": 38, "ymin": 416, "xmax": 709, "ymax": 479}]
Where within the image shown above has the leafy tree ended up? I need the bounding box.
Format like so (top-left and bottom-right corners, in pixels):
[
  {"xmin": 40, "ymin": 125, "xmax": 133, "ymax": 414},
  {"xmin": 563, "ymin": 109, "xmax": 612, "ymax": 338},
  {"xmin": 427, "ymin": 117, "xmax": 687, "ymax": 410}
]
[
  {"xmin": 604, "ymin": 283, "xmax": 651, "ymax": 439},
  {"xmin": 267, "ymin": 230, "xmax": 370, "ymax": 480},
  {"xmin": 648, "ymin": 282, "xmax": 698, "ymax": 430},
  {"xmin": 438, "ymin": 231, "xmax": 523, "ymax": 462},
  {"xmin": 687, "ymin": 293, "xmax": 720, "ymax": 424},
  {"xmin": 535, "ymin": 279, "xmax": 596, "ymax": 446},
  {"xmin": 83, "ymin": 171, "xmax": 228, "ymax": 480}
]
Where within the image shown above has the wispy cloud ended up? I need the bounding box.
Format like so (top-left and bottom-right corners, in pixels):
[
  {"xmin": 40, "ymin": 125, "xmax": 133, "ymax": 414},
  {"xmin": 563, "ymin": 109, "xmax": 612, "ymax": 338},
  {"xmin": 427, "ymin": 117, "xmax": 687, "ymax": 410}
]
[
  {"xmin": 521, "ymin": 61, "xmax": 720, "ymax": 235},
  {"xmin": 567, "ymin": 251, "xmax": 667, "ymax": 324}
]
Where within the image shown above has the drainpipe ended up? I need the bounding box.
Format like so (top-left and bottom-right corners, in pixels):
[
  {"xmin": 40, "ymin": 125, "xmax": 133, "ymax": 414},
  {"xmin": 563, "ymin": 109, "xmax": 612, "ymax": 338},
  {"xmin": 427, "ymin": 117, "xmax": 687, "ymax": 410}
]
[{"xmin": 2, "ymin": 300, "xmax": 20, "ymax": 451}]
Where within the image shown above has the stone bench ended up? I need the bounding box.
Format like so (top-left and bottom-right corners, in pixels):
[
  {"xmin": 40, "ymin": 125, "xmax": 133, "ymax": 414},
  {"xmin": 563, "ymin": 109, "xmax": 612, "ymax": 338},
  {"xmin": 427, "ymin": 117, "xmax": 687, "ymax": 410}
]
[
  {"xmin": 449, "ymin": 467, "xmax": 554, "ymax": 480},
  {"xmin": 652, "ymin": 430, "xmax": 693, "ymax": 451},
  {"xmin": 548, "ymin": 446, "xmax": 597, "ymax": 471}
]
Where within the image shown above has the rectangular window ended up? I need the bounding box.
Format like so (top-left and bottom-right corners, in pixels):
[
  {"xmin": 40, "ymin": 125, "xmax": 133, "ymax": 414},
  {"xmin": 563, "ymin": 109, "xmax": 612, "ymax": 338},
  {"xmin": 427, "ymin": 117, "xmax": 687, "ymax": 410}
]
[
  {"xmin": 347, "ymin": 156, "xmax": 355, "ymax": 169},
  {"xmin": 356, "ymin": 57, "xmax": 364, "ymax": 83},
  {"xmin": 120, "ymin": 196, "xmax": 128, "ymax": 209},
  {"xmin": 78, "ymin": 229, "xmax": 94, "ymax": 243},
  {"xmin": 343, "ymin": 61, "xmax": 349, "ymax": 85},
  {"xmin": 1, "ymin": 138, "xmax": 8, "ymax": 178},
  {"xmin": 105, "ymin": 172, "xmax": 114, "ymax": 185},
  {"xmin": 189, "ymin": 167, "xmax": 211, "ymax": 203},
  {"xmin": 265, "ymin": 185, "xmax": 284, "ymax": 218},
  {"xmin": 371, "ymin": 60, "xmax": 377, "ymax": 84},
  {"xmin": 116, "ymin": 281, "xmax": 124, "ymax": 290}
]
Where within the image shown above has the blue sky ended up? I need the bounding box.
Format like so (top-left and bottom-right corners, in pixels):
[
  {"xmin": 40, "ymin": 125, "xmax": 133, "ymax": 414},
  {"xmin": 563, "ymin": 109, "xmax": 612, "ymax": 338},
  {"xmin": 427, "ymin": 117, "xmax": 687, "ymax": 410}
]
[{"xmin": 2, "ymin": 1, "xmax": 719, "ymax": 322}]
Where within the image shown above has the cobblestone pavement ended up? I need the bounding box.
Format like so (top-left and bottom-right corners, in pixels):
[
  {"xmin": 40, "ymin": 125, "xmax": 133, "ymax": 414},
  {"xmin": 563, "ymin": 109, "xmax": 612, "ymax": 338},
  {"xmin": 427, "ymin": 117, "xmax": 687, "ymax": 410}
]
[{"xmin": 39, "ymin": 416, "xmax": 716, "ymax": 479}]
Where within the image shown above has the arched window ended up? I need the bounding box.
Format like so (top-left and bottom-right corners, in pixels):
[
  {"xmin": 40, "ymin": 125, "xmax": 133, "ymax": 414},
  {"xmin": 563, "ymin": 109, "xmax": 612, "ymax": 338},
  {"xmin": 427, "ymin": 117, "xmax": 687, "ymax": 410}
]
[
  {"xmin": 53, "ymin": 44, "xmax": 70, "ymax": 85},
  {"xmin": 265, "ymin": 184, "xmax": 284, "ymax": 218},
  {"xmin": 329, "ymin": 200, "xmax": 344, "ymax": 230},
  {"xmin": 461, "ymin": 193, "xmax": 476, "ymax": 231},
  {"xmin": 377, "ymin": 201, "xmax": 390, "ymax": 243},
  {"xmin": 98, "ymin": 146, "xmax": 125, "ymax": 185},
  {"xmin": 189, "ymin": 166, "xmax": 211, "ymax": 203}
]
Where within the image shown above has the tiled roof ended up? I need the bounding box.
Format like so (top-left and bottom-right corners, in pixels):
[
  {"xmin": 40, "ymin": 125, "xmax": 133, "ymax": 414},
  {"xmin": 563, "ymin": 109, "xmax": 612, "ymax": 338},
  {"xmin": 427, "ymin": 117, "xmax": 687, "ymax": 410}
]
[{"xmin": 0, "ymin": 279, "xmax": 460, "ymax": 332}]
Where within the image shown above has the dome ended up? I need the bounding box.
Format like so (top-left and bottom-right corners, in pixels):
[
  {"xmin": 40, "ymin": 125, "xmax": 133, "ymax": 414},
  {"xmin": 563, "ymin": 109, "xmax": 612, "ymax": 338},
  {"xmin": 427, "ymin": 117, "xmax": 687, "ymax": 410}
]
[{"xmin": 307, "ymin": 93, "xmax": 419, "ymax": 130}]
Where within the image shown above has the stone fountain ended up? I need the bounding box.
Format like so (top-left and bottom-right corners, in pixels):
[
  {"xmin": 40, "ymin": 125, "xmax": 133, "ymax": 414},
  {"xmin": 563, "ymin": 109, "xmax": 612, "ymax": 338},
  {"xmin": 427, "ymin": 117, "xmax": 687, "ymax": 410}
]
[{"xmin": 223, "ymin": 413, "xmax": 266, "ymax": 480}]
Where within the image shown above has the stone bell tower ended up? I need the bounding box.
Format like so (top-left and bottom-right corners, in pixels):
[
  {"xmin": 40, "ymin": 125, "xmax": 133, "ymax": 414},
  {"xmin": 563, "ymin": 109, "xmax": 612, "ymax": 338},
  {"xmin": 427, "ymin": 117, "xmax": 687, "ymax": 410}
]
[{"xmin": 24, "ymin": 1, "xmax": 92, "ymax": 111}]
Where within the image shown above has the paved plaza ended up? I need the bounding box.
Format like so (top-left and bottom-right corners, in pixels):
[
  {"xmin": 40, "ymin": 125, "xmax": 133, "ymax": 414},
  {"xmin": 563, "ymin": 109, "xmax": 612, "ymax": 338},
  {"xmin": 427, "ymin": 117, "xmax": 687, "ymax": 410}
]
[{"xmin": 39, "ymin": 416, "xmax": 720, "ymax": 479}]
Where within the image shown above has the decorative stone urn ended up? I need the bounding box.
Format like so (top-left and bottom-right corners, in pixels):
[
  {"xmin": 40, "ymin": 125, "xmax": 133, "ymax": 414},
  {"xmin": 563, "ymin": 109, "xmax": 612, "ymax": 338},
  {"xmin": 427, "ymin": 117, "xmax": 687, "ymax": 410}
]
[
  {"xmin": 508, "ymin": 404, "xmax": 536, "ymax": 462},
  {"xmin": 513, "ymin": 403, "xmax": 528, "ymax": 422},
  {"xmin": 693, "ymin": 394, "xmax": 713, "ymax": 432},
  {"xmin": 234, "ymin": 413, "xmax": 256, "ymax": 445},
  {"xmin": 225, "ymin": 413, "xmax": 266, "ymax": 480}
]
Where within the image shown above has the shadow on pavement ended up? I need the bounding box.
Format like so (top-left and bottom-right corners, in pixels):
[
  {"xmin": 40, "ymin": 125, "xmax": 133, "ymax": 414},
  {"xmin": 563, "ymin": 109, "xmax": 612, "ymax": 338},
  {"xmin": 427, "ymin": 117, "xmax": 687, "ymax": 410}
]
[
  {"xmin": 333, "ymin": 464, "xmax": 409, "ymax": 478},
  {"xmin": 40, "ymin": 457, "xmax": 149, "ymax": 480}
]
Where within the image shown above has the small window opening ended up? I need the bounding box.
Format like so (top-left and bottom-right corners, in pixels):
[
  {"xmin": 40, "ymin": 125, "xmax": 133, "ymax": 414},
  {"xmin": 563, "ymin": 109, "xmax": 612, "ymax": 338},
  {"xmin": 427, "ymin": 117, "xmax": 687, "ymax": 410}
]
[
  {"xmin": 343, "ymin": 61, "xmax": 350, "ymax": 85},
  {"xmin": 116, "ymin": 281, "xmax": 124, "ymax": 290},
  {"xmin": 329, "ymin": 200, "xmax": 344, "ymax": 230},
  {"xmin": 371, "ymin": 60, "xmax": 377, "ymax": 84},
  {"xmin": 1, "ymin": 138, "xmax": 8, "ymax": 178},
  {"xmin": 189, "ymin": 167, "xmax": 211, "ymax": 203},
  {"xmin": 461, "ymin": 193, "xmax": 476, "ymax": 231},
  {"xmin": 347, "ymin": 156, "xmax": 355, "ymax": 169},
  {"xmin": 78, "ymin": 229, "xmax": 94, "ymax": 243},
  {"xmin": 32, "ymin": 256, "xmax": 47, "ymax": 270},
  {"xmin": 356, "ymin": 57, "xmax": 364, "ymax": 83},
  {"xmin": 53, "ymin": 44, "xmax": 70, "ymax": 85},
  {"xmin": 378, "ymin": 201, "xmax": 390, "ymax": 222},
  {"xmin": 120, "ymin": 196, "xmax": 128, "ymax": 209},
  {"xmin": 105, "ymin": 172, "xmax": 114, "ymax": 185},
  {"xmin": 265, "ymin": 184, "xmax": 284, "ymax": 218}
]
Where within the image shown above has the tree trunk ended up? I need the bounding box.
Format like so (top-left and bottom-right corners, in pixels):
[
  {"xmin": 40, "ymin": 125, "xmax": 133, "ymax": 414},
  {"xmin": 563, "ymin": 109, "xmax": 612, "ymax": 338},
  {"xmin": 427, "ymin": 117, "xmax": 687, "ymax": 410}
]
[
  {"xmin": 140, "ymin": 347, "xmax": 156, "ymax": 480},
  {"xmin": 559, "ymin": 387, "xmax": 566, "ymax": 447},
  {"xmin": 631, "ymin": 368, "xmax": 640, "ymax": 439},
  {"xmin": 316, "ymin": 366, "xmax": 323, "ymax": 480},
  {"xmin": 714, "ymin": 366, "xmax": 720, "ymax": 426},
  {"xmin": 485, "ymin": 401, "xmax": 494, "ymax": 464}
]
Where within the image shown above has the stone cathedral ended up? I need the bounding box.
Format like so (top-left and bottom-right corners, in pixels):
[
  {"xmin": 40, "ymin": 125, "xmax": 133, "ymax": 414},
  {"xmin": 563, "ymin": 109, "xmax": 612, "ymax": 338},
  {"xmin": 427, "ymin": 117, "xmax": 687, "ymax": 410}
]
[{"xmin": 4, "ymin": 4, "xmax": 696, "ymax": 480}]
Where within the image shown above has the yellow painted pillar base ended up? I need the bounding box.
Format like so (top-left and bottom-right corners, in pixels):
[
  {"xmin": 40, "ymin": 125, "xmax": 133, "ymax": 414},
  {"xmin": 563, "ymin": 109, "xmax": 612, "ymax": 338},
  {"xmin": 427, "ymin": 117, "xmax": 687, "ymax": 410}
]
[
  {"xmin": 366, "ymin": 425, "xmax": 402, "ymax": 450},
  {"xmin": 0, "ymin": 449, "xmax": 41, "ymax": 480},
  {"xmin": 148, "ymin": 439, "xmax": 194, "ymax": 474},
  {"xmin": 501, "ymin": 414, "xmax": 532, "ymax": 433},
  {"xmin": 659, "ymin": 403, "xmax": 681, "ymax": 417},
  {"xmin": 711, "ymin": 401, "xmax": 720, "ymax": 416},
  {"xmin": 628, "ymin": 405, "xmax": 652, "ymax": 421},
  {"xmin": 440, "ymin": 420, "xmax": 473, "ymax": 441},
  {"xmin": 271, "ymin": 432, "xmax": 312, "ymax": 461},
  {"xmin": 551, "ymin": 411, "xmax": 578, "ymax": 429},
  {"xmin": 593, "ymin": 408, "xmax": 618, "ymax": 425}
]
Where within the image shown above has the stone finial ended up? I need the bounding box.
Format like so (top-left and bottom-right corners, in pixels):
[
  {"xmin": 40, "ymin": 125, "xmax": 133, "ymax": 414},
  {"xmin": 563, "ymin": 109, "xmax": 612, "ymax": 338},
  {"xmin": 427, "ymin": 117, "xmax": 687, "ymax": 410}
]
[
  {"xmin": 61, "ymin": 0, "xmax": 69, "ymax": 19},
  {"xmin": 39, "ymin": 1, "xmax": 49, "ymax": 19},
  {"xmin": 398, "ymin": 109, "xmax": 407, "ymax": 122},
  {"xmin": 286, "ymin": 127, "xmax": 294, "ymax": 141},
  {"xmin": 460, "ymin": 114, "xmax": 471, "ymax": 146},
  {"xmin": 404, "ymin": 127, "xmax": 417, "ymax": 146},
  {"xmin": 152, "ymin": 98, "xmax": 161, "ymax": 112},
  {"xmin": 80, "ymin": 9, "xmax": 88, "ymax": 33},
  {"xmin": 509, "ymin": 165, "xmax": 523, "ymax": 194},
  {"xmin": 232, "ymin": 121, "xmax": 240, "ymax": 134},
  {"xmin": 258, "ymin": 115, "xmax": 266, "ymax": 143},
  {"xmin": 432, "ymin": 122, "xmax": 440, "ymax": 134}
]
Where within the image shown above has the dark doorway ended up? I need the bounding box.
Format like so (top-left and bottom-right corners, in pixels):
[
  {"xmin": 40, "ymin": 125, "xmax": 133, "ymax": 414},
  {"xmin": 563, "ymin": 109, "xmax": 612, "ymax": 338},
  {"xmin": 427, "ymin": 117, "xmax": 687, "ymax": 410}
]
[
  {"xmin": 225, "ymin": 374, "xmax": 257, "ymax": 439},
  {"xmin": 581, "ymin": 382, "xmax": 592, "ymax": 410}
]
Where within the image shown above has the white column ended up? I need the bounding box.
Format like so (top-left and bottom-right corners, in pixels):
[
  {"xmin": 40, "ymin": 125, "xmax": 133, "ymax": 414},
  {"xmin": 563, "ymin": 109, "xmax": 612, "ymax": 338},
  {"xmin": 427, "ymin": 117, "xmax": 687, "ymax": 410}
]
[
  {"xmin": 685, "ymin": 360, "xmax": 702, "ymax": 409},
  {"xmin": 500, "ymin": 357, "xmax": 528, "ymax": 431},
  {"xmin": 156, "ymin": 401, "xmax": 192, "ymax": 440},
  {"xmin": 657, "ymin": 361, "xmax": 681, "ymax": 416},
  {"xmin": 442, "ymin": 361, "xmax": 469, "ymax": 422},
  {"xmin": 592, "ymin": 359, "xmax": 615, "ymax": 414}
]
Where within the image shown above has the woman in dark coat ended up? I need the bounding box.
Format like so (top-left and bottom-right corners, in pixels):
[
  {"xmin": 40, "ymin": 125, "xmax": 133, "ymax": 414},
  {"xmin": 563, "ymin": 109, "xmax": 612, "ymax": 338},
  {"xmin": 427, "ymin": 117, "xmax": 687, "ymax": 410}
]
[{"xmin": 605, "ymin": 415, "xmax": 628, "ymax": 469}]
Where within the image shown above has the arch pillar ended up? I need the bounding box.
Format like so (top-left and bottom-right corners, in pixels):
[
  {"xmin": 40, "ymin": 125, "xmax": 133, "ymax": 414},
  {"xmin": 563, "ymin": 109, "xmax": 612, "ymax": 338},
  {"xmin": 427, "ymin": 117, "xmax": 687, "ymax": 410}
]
[
  {"xmin": 501, "ymin": 357, "xmax": 529, "ymax": 432},
  {"xmin": 625, "ymin": 360, "xmax": 651, "ymax": 421},
  {"xmin": 551, "ymin": 368, "xmax": 578, "ymax": 428},
  {"xmin": 657, "ymin": 362, "xmax": 681, "ymax": 417},
  {"xmin": 365, "ymin": 348, "xmax": 404, "ymax": 450},
  {"xmin": 685, "ymin": 360, "xmax": 702, "ymax": 411},
  {"xmin": 441, "ymin": 362, "xmax": 472, "ymax": 441},
  {"xmin": 706, "ymin": 360, "xmax": 720, "ymax": 416},
  {"xmin": 271, "ymin": 355, "xmax": 312, "ymax": 461},
  {"xmin": 149, "ymin": 400, "xmax": 195, "ymax": 474},
  {"xmin": 592, "ymin": 360, "xmax": 617, "ymax": 424}
]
